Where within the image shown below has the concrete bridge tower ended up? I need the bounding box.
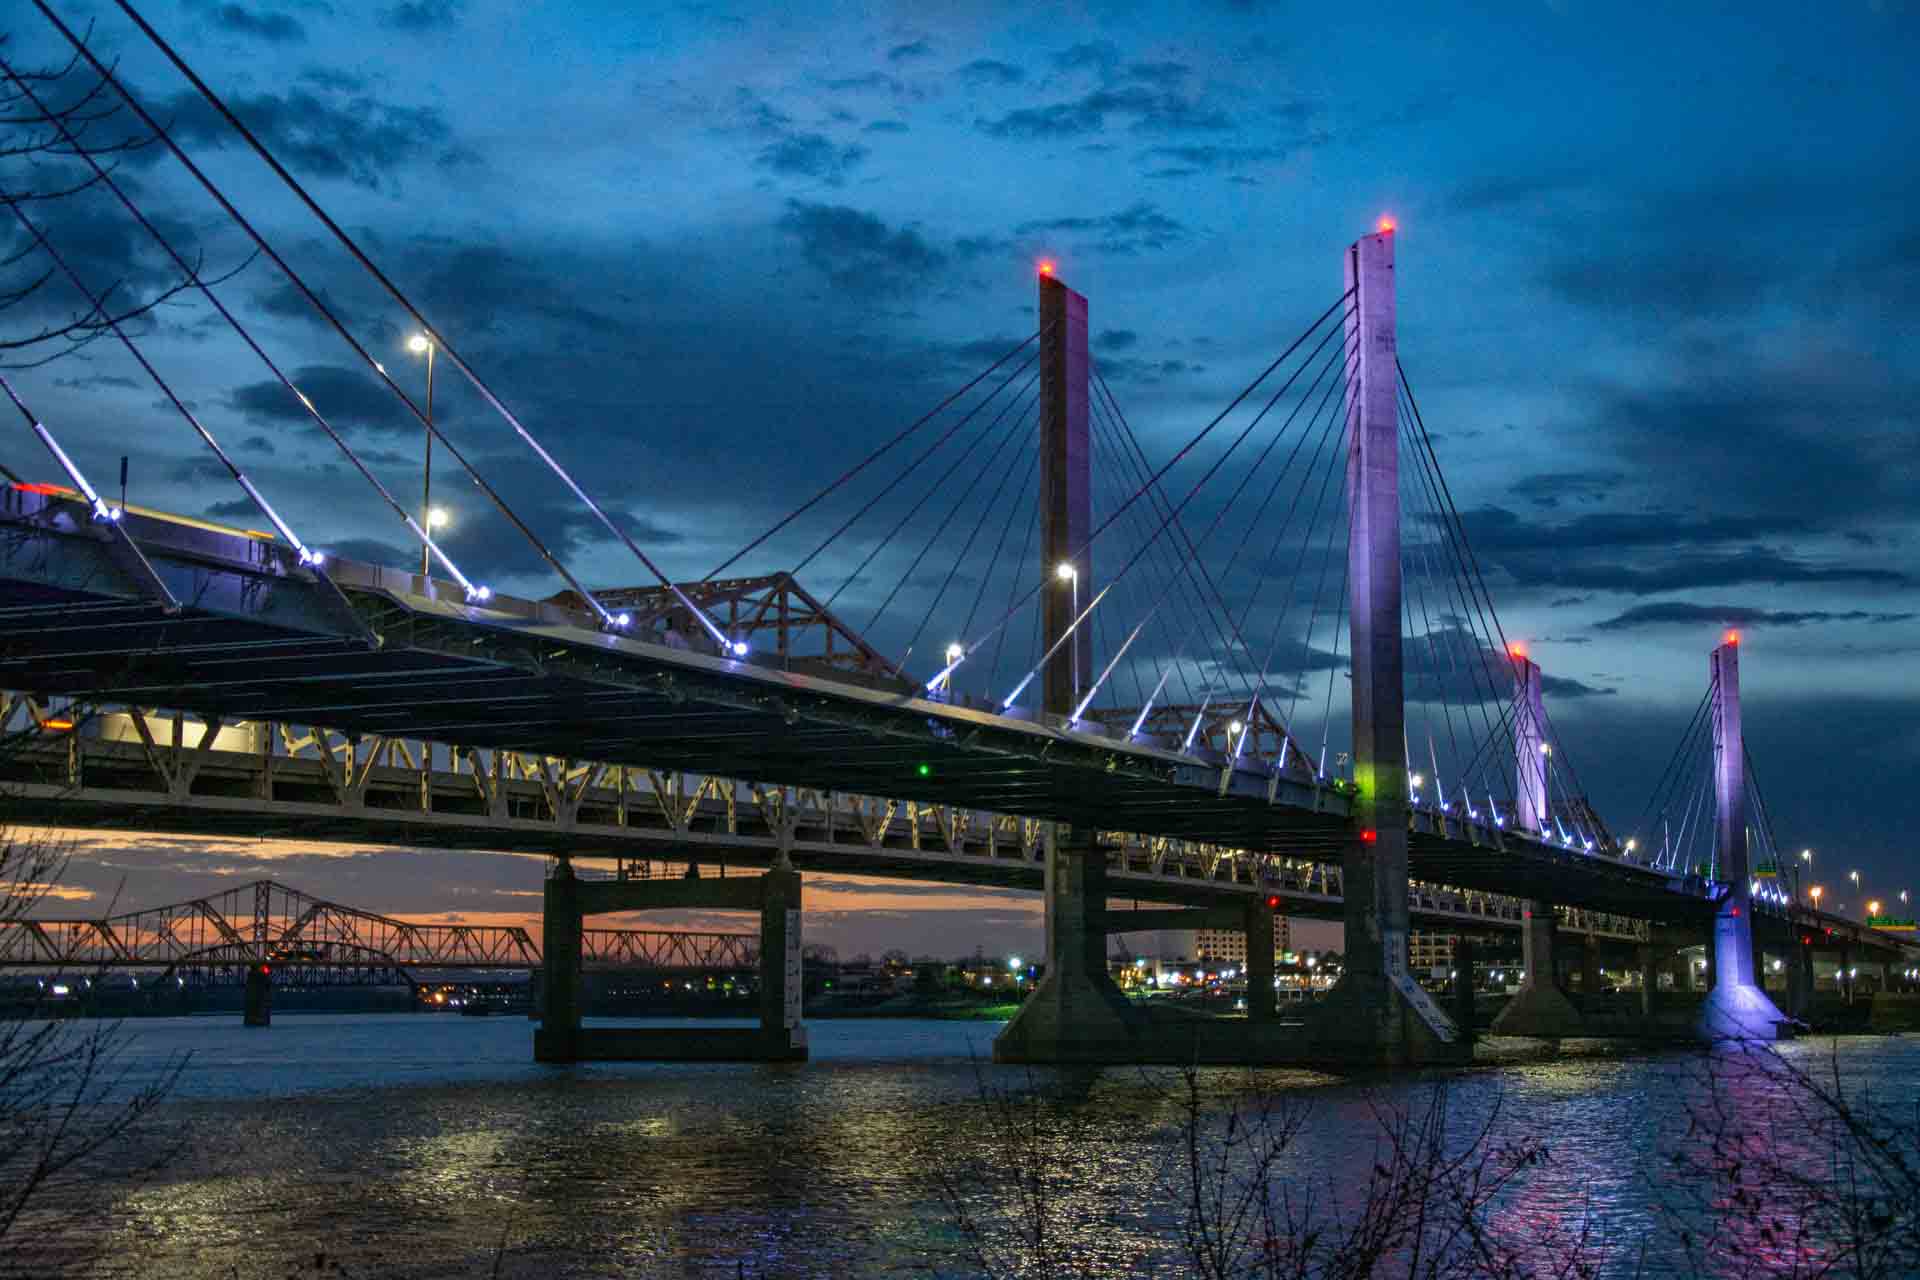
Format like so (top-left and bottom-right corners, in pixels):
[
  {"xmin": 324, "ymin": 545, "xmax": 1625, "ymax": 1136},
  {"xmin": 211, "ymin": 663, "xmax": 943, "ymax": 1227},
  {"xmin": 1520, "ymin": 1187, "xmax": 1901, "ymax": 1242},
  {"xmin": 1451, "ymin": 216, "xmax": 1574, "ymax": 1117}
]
[
  {"xmin": 1308, "ymin": 226, "xmax": 1464, "ymax": 1064},
  {"xmin": 1700, "ymin": 635, "xmax": 1787, "ymax": 1039},
  {"xmin": 1490, "ymin": 650, "xmax": 1585, "ymax": 1037}
]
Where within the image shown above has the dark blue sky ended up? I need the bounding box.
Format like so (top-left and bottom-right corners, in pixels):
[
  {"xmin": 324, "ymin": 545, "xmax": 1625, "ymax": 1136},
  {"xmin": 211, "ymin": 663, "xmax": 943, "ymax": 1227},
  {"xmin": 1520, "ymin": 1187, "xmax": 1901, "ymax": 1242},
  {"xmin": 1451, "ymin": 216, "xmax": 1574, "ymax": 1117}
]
[{"xmin": 5, "ymin": 0, "xmax": 1917, "ymax": 953}]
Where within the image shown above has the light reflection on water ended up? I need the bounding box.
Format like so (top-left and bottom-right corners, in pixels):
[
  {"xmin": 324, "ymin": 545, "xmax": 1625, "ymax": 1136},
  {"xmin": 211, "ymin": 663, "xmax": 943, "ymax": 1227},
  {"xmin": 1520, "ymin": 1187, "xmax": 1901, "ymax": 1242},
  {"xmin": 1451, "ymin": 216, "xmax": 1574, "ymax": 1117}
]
[{"xmin": 42, "ymin": 1015, "xmax": 1920, "ymax": 1278}]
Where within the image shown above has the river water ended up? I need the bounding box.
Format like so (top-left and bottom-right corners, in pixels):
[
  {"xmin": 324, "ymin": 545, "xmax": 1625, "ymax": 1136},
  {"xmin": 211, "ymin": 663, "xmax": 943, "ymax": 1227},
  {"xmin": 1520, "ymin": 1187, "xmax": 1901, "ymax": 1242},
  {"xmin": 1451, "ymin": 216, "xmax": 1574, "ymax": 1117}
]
[{"xmin": 18, "ymin": 1014, "xmax": 1919, "ymax": 1278}]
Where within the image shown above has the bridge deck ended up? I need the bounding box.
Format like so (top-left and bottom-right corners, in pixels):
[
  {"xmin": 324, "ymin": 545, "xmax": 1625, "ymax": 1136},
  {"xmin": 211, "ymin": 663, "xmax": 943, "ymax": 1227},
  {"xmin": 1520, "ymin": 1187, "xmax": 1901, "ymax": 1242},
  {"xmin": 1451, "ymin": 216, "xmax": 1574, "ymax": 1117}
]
[{"xmin": 0, "ymin": 488, "xmax": 1695, "ymax": 922}]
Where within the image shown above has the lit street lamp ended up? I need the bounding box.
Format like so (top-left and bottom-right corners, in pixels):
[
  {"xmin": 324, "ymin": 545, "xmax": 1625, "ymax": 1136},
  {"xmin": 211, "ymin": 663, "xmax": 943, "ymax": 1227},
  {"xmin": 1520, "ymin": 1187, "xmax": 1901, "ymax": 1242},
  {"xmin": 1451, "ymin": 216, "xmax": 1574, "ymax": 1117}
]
[
  {"xmin": 1811, "ymin": 885, "xmax": 1824, "ymax": 910},
  {"xmin": 408, "ymin": 333, "xmax": 436, "ymax": 575}
]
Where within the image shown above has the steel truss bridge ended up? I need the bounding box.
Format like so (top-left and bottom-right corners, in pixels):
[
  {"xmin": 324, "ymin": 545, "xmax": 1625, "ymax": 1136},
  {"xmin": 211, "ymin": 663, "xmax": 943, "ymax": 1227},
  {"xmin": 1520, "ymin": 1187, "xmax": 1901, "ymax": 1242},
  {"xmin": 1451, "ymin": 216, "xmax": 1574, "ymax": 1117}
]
[
  {"xmin": 0, "ymin": 687, "xmax": 1650, "ymax": 944},
  {"xmin": 0, "ymin": 877, "xmax": 758, "ymax": 982}
]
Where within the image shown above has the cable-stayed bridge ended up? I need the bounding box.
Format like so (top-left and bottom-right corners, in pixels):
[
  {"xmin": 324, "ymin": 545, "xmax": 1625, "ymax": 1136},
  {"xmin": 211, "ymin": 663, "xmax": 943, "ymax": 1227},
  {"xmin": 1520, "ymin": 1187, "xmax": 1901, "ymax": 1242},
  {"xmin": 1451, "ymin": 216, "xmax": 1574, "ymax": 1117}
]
[{"xmin": 1, "ymin": 0, "xmax": 1912, "ymax": 1063}]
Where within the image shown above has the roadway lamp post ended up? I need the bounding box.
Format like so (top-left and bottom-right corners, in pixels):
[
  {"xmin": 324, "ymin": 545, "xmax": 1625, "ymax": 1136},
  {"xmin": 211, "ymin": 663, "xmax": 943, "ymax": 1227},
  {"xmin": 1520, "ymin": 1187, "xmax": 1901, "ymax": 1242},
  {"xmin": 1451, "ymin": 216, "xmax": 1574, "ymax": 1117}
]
[
  {"xmin": 1800, "ymin": 849, "xmax": 1814, "ymax": 905},
  {"xmin": 1055, "ymin": 562, "xmax": 1078, "ymax": 713},
  {"xmin": 408, "ymin": 333, "xmax": 436, "ymax": 575}
]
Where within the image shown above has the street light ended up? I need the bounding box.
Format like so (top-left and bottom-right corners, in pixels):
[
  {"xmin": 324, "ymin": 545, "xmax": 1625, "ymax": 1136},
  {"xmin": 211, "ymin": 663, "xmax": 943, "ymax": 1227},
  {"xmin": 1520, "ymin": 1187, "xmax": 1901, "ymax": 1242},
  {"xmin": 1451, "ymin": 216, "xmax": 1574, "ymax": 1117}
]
[
  {"xmin": 427, "ymin": 506, "xmax": 449, "ymax": 530},
  {"xmin": 1811, "ymin": 885, "xmax": 1824, "ymax": 908},
  {"xmin": 1055, "ymin": 561, "xmax": 1079, "ymax": 710},
  {"xmin": 407, "ymin": 333, "xmax": 437, "ymax": 576}
]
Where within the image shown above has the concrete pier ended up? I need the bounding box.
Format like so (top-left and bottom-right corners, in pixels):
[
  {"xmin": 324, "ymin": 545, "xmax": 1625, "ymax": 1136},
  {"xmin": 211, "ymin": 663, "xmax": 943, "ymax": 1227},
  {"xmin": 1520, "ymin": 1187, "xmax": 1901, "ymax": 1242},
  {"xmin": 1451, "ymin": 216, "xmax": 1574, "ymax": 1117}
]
[
  {"xmin": 993, "ymin": 825, "xmax": 1142, "ymax": 1062},
  {"xmin": 243, "ymin": 962, "xmax": 272, "ymax": 1027},
  {"xmin": 535, "ymin": 859, "xmax": 807, "ymax": 1063},
  {"xmin": 1491, "ymin": 900, "xmax": 1585, "ymax": 1037}
]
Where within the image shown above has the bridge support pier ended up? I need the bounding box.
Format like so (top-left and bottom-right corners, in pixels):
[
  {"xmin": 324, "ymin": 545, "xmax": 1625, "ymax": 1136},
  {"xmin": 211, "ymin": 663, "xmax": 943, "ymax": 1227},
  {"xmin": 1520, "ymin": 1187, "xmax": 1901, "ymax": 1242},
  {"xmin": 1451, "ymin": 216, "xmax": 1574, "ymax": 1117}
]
[
  {"xmin": 535, "ymin": 859, "xmax": 807, "ymax": 1063},
  {"xmin": 1638, "ymin": 945, "xmax": 1658, "ymax": 1019},
  {"xmin": 1245, "ymin": 898, "xmax": 1276, "ymax": 1024},
  {"xmin": 1490, "ymin": 900, "xmax": 1585, "ymax": 1038},
  {"xmin": 993, "ymin": 826, "xmax": 1141, "ymax": 1063},
  {"xmin": 243, "ymin": 962, "xmax": 272, "ymax": 1028}
]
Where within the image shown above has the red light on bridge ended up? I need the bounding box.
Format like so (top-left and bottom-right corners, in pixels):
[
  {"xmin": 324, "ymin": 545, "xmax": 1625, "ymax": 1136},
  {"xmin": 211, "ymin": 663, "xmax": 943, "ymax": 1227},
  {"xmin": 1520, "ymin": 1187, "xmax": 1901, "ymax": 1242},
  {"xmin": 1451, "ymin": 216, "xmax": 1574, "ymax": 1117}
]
[
  {"xmin": 1725, "ymin": 630, "xmax": 1740, "ymax": 646},
  {"xmin": 1359, "ymin": 828, "xmax": 1378, "ymax": 844},
  {"xmin": 39, "ymin": 717, "xmax": 74, "ymax": 732},
  {"xmin": 1507, "ymin": 642, "xmax": 1527, "ymax": 660},
  {"xmin": 1037, "ymin": 260, "xmax": 1056, "ymax": 277},
  {"xmin": 1377, "ymin": 215, "xmax": 1396, "ymax": 234},
  {"xmin": 1265, "ymin": 895, "xmax": 1281, "ymax": 910},
  {"xmin": 258, "ymin": 964, "xmax": 271, "ymax": 976}
]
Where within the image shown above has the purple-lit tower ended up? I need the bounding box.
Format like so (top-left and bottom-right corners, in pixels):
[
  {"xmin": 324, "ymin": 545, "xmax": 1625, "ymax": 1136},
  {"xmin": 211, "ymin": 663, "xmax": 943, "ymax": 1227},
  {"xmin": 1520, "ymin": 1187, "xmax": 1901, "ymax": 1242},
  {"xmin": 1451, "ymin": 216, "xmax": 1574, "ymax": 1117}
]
[{"xmin": 1700, "ymin": 635, "xmax": 1787, "ymax": 1039}]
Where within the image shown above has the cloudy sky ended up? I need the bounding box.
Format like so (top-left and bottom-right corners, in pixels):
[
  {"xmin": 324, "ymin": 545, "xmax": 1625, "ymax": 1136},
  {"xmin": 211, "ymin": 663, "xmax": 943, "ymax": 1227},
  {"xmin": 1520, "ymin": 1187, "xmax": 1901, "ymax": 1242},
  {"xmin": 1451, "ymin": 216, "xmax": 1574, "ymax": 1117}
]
[{"xmin": 4, "ymin": 0, "xmax": 1917, "ymax": 955}]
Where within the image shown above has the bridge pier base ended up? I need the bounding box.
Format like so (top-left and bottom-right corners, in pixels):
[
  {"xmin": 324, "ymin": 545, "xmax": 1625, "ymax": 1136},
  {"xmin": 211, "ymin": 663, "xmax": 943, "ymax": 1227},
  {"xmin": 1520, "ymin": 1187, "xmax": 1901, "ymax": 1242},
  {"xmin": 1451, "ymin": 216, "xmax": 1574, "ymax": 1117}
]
[
  {"xmin": 535, "ymin": 860, "xmax": 807, "ymax": 1064},
  {"xmin": 243, "ymin": 963, "xmax": 271, "ymax": 1027},
  {"xmin": 1489, "ymin": 900, "xmax": 1584, "ymax": 1038},
  {"xmin": 993, "ymin": 827, "xmax": 1142, "ymax": 1063}
]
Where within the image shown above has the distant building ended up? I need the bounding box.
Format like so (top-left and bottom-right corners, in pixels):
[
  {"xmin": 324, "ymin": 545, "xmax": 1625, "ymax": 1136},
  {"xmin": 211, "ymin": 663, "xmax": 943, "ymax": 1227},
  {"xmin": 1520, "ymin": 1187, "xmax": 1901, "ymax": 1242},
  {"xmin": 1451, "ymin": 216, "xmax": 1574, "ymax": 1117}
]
[
  {"xmin": 1114, "ymin": 917, "xmax": 1294, "ymax": 981},
  {"xmin": 1408, "ymin": 931, "xmax": 1458, "ymax": 977}
]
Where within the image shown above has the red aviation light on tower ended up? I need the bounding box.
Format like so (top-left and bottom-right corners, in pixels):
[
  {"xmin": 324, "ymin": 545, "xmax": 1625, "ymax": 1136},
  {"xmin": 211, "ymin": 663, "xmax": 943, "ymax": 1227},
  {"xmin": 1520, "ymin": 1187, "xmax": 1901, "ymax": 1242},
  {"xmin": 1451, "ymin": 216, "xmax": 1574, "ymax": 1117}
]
[
  {"xmin": 1377, "ymin": 215, "xmax": 1397, "ymax": 234},
  {"xmin": 1507, "ymin": 642, "xmax": 1527, "ymax": 660},
  {"xmin": 1725, "ymin": 629, "xmax": 1740, "ymax": 647},
  {"xmin": 1037, "ymin": 259, "xmax": 1056, "ymax": 277}
]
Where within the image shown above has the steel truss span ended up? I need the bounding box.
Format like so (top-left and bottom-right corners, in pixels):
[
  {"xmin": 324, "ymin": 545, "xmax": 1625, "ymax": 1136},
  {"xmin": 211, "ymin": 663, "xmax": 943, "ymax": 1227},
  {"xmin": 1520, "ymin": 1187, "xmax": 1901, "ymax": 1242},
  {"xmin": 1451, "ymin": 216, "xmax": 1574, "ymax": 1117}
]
[
  {"xmin": 0, "ymin": 692, "xmax": 1649, "ymax": 944},
  {"xmin": 0, "ymin": 877, "xmax": 758, "ymax": 977}
]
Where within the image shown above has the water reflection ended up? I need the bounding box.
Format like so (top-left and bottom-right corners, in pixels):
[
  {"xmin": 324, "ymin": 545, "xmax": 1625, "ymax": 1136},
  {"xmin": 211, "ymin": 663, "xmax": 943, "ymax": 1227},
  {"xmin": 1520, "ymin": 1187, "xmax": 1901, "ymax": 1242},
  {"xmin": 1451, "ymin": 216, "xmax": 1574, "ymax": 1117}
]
[{"xmin": 54, "ymin": 1018, "xmax": 1920, "ymax": 1278}]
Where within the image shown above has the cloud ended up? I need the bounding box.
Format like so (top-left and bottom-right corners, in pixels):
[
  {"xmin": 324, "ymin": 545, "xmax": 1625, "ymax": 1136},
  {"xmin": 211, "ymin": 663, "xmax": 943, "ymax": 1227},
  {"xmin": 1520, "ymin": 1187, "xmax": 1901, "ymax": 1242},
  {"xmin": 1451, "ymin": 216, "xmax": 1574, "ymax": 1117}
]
[
  {"xmin": 228, "ymin": 364, "xmax": 432, "ymax": 436},
  {"xmin": 203, "ymin": 497, "xmax": 257, "ymax": 520},
  {"xmin": 755, "ymin": 133, "xmax": 869, "ymax": 185},
  {"xmin": 1507, "ymin": 469, "xmax": 1626, "ymax": 510},
  {"xmin": 978, "ymin": 86, "xmax": 1230, "ymax": 139},
  {"xmin": 156, "ymin": 84, "xmax": 458, "ymax": 189},
  {"xmin": 1095, "ymin": 329, "xmax": 1138, "ymax": 352},
  {"xmin": 863, "ymin": 120, "xmax": 909, "ymax": 134},
  {"xmin": 198, "ymin": 3, "xmax": 306, "ymax": 43},
  {"xmin": 1593, "ymin": 603, "xmax": 1917, "ymax": 632},
  {"xmin": 777, "ymin": 200, "xmax": 947, "ymax": 295},
  {"xmin": 1015, "ymin": 201, "xmax": 1187, "ymax": 255},
  {"xmin": 1141, "ymin": 144, "xmax": 1288, "ymax": 173},
  {"xmin": 886, "ymin": 39, "xmax": 932, "ymax": 62},
  {"xmin": 383, "ymin": 0, "xmax": 465, "ymax": 29},
  {"xmin": 1448, "ymin": 507, "xmax": 1908, "ymax": 595},
  {"xmin": 957, "ymin": 59, "xmax": 1024, "ymax": 86},
  {"xmin": 1051, "ymin": 42, "xmax": 1118, "ymax": 74}
]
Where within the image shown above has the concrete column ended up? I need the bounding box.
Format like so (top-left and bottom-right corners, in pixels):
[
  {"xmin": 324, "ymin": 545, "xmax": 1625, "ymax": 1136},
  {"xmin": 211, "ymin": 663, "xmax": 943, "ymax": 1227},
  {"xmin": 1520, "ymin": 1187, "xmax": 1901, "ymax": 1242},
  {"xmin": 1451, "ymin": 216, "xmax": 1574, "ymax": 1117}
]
[
  {"xmin": 1787, "ymin": 938, "xmax": 1813, "ymax": 1018},
  {"xmin": 1309, "ymin": 226, "xmax": 1459, "ymax": 1064},
  {"xmin": 1039, "ymin": 273, "xmax": 1091, "ymax": 719},
  {"xmin": 243, "ymin": 962, "xmax": 271, "ymax": 1027},
  {"xmin": 534, "ymin": 861, "xmax": 582, "ymax": 1063},
  {"xmin": 1581, "ymin": 940, "xmax": 1601, "ymax": 997},
  {"xmin": 1491, "ymin": 900, "xmax": 1585, "ymax": 1037},
  {"xmin": 1638, "ymin": 946, "xmax": 1658, "ymax": 1019},
  {"xmin": 1700, "ymin": 637, "xmax": 1786, "ymax": 1039},
  {"xmin": 1453, "ymin": 938, "xmax": 1478, "ymax": 1042},
  {"xmin": 758, "ymin": 867, "xmax": 807, "ymax": 1055},
  {"xmin": 994, "ymin": 825, "xmax": 1140, "ymax": 1062},
  {"xmin": 1245, "ymin": 899, "xmax": 1276, "ymax": 1024}
]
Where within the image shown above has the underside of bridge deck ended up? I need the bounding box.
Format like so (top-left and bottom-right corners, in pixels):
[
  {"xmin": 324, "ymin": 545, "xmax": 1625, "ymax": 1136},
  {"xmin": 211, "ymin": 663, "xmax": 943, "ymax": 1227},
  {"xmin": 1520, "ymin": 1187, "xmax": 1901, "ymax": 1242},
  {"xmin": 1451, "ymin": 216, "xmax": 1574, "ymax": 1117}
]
[{"xmin": 0, "ymin": 491, "xmax": 1703, "ymax": 927}]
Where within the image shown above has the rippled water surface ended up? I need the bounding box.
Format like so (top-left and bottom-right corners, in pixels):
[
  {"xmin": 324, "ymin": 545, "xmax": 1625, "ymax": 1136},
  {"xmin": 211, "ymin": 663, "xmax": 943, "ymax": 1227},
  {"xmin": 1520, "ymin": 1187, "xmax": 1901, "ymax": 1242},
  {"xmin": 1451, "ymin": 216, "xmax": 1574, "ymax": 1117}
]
[{"xmin": 23, "ymin": 1014, "xmax": 1920, "ymax": 1278}]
